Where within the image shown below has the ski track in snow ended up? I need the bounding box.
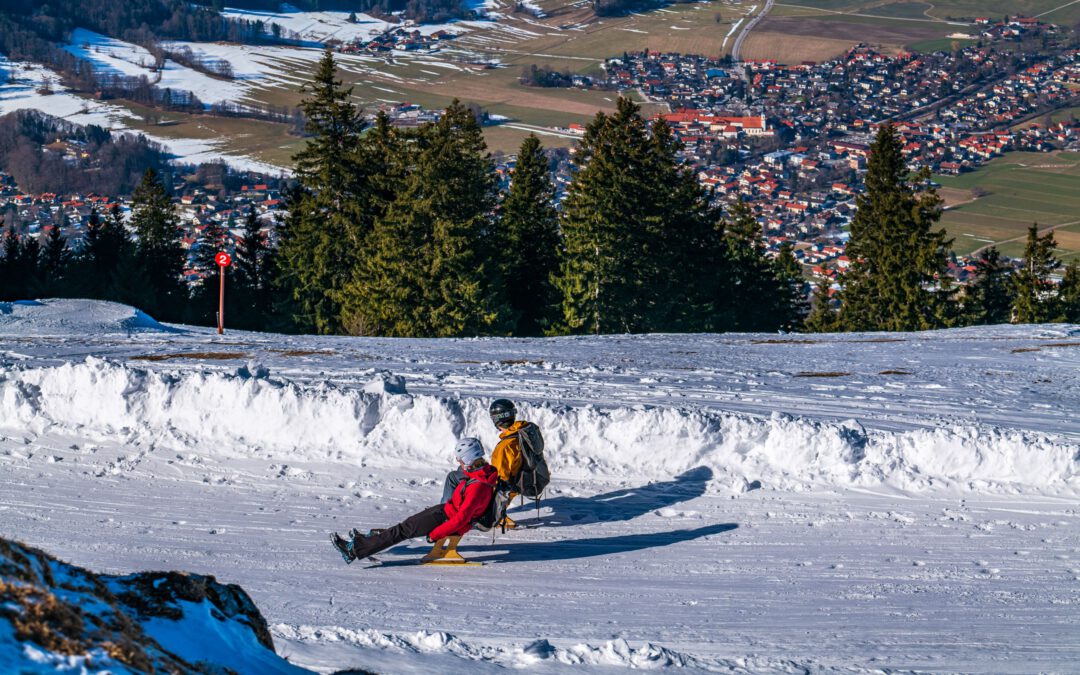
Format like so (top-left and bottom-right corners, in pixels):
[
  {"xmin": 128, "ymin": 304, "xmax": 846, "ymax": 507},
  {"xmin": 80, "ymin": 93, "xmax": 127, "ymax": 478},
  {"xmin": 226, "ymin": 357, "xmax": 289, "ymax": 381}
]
[{"xmin": 1, "ymin": 300, "xmax": 1079, "ymax": 673}]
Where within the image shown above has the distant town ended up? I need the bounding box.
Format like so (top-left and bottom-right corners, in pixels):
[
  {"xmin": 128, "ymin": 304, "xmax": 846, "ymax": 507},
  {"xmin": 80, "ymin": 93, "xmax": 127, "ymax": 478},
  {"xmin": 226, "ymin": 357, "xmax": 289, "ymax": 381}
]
[{"xmin": 2, "ymin": 14, "xmax": 1078, "ymax": 289}]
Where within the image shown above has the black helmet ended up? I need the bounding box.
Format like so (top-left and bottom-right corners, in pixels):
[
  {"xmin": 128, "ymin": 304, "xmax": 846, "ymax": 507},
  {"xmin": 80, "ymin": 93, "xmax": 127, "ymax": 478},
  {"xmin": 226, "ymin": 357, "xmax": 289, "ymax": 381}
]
[{"xmin": 489, "ymin": 398, "xmax": 516, "ymax": 428}]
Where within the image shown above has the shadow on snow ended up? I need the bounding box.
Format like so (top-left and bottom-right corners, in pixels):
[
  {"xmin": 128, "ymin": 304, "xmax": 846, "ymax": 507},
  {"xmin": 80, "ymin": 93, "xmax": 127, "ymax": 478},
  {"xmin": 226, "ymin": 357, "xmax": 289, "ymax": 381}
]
[
  {"xmin": 381, "ymin": 522, "xmax": 738, "ymax": 566},
  {"xmin": 516, "ymin": 465, "xmax": 715, "ymax": 528}
]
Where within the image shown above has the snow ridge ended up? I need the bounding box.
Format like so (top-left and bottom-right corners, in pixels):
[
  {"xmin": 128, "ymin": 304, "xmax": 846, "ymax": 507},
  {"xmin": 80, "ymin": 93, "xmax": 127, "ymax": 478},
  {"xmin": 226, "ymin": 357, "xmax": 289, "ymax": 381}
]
[{"xmin": 0, "ymin": 357, "xmax": 1075, "ymax": 493}]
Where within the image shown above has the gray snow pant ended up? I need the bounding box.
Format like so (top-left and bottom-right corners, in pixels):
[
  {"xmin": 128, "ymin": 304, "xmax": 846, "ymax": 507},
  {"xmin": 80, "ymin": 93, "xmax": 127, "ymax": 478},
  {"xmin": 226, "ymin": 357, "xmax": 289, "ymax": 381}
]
[
  {"xmin": 351, "ymin": 504, "xmax": 448, "ymax": 560},
  {"xmin": 441, "ymin": 466, "xmax": 466, "ymax": 503}
]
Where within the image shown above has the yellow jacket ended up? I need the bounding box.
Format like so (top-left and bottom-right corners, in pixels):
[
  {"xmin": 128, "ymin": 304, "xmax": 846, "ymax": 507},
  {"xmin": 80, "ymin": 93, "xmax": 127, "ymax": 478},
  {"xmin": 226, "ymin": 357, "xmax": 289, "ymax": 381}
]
[{"xmin": 491, "ymin": 420, "xmax": 527, "ymax": 483}]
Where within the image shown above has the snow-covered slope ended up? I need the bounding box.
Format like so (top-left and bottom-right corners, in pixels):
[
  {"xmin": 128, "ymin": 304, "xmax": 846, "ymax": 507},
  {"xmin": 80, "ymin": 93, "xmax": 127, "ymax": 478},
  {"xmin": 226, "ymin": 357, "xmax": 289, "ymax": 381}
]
[{"xmin": 1, "ymin": 300, "xmax": 1078, "ymax": 673}]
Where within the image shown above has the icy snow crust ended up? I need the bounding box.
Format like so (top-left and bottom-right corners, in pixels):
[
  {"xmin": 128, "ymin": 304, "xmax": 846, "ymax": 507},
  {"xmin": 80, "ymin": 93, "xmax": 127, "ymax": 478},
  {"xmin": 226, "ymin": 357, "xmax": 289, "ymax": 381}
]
[{"xmin": 2, "ymin": 300, "xmax": 1080, "ymax": 673}]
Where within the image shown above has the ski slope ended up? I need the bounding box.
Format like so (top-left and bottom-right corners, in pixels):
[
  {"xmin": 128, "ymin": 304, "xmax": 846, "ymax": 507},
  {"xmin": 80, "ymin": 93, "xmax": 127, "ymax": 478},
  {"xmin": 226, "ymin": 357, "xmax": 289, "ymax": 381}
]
[{"xmin": 1, "ymin": 299, "xmax": 1078, "ymax": 673}]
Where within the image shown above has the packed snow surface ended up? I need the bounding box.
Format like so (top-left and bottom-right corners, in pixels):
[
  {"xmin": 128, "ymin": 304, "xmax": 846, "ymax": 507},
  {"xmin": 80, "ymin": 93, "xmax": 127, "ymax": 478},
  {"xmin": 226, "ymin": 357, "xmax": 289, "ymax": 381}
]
[{"xmin": 1, "ymin": 300, "xmax": 1078, "ymax": 673}]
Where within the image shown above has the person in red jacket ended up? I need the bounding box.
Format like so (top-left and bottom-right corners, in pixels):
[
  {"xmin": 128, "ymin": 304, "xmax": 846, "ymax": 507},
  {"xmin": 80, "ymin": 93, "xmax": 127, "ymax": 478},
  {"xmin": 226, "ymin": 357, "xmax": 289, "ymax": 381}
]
[{"xmin": 331, "ymin": 437, "xmax": 497, "ymax": 564}]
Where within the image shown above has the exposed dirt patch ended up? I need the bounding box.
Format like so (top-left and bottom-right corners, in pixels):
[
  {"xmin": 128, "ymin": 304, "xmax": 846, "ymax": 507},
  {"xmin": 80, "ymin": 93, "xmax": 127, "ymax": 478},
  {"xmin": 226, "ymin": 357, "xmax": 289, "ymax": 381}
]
[
  {"xmin": 752, "ymin": 339, "xmax": 820, "ymax": 344},
  {"xmin": 270, "ymin": 349, "xmax": 338, "ymax": 357},
  {"xmin": 130, "ymin": 352, "xmax": 250, "ymax": 361},
  {"xmin": 1012, "ymin": 342, "xmax": 1080, "ymax": 353},
  {"xmin": 500, "ymin": 359, "xmax": 545, "ymax": 366},
  {"xmin": 795, "ymin": 371, "xmax": 850, "ymax": 377},
  {"xmin": 879, "ymin": 369, "xmax": 912, "ymax": 375}
]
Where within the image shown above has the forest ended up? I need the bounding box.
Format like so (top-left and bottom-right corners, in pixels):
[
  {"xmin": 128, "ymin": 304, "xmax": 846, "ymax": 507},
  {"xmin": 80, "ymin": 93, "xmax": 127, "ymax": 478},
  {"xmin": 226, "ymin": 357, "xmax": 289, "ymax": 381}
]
[{"xmin": 0, "ymin": 111, "xmax": 170, "ymax": 196}]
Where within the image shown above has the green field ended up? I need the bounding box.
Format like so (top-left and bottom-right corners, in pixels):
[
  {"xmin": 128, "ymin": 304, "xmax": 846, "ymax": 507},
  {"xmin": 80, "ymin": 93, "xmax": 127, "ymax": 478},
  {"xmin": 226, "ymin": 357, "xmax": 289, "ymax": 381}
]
[
  {"xmin": 777, "ymin": 0, "xmax": 1080, "ymax": 23},
  {"xmin": 935, "ymin": 152, "xmax": 1080, "ymax": 261}
]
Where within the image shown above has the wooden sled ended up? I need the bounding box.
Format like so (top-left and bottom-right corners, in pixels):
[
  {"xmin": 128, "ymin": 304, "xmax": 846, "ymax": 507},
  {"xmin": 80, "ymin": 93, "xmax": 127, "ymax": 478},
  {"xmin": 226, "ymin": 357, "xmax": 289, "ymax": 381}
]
[{"xmin": 421, "ymin": 535, "xmax": 482, "ymax": 566}]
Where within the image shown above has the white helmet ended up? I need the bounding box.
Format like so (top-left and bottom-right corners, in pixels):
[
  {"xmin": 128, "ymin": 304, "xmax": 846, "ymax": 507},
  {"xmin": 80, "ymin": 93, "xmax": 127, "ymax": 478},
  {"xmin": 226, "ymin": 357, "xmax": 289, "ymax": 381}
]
[{"xmin": 455, "ymin": 437, "xmax": 484, "ymax": 465}]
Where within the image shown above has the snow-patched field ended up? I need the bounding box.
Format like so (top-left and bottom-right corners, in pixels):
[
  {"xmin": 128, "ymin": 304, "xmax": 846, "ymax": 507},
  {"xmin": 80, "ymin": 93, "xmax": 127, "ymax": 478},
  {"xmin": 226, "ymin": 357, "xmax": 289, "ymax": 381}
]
[{"xmin": 1, "ymin": 299, "xmax": 1078, "ymax": 673}]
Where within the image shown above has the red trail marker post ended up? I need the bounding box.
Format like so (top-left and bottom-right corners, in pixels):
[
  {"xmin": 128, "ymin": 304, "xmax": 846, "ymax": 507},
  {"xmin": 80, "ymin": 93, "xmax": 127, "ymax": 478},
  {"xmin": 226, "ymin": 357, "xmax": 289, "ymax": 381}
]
[{"xmin": 215, "ymin": 251, "xmax": 231, "ymax": 335}]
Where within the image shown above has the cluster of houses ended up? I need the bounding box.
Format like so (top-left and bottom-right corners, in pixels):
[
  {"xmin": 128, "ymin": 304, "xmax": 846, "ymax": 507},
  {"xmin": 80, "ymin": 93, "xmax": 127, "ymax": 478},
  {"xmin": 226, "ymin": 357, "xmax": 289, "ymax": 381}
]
[
  {"xmin": 593, "ymin": 20, "xmax": 1078, "ymax": 281},
  {"xmin": 337, "ymin": 26, "xmax": 456, "ymax": 55},
  {"xmin": 0, "ymin": 170, "xmax": 287, "ymax": 284}
]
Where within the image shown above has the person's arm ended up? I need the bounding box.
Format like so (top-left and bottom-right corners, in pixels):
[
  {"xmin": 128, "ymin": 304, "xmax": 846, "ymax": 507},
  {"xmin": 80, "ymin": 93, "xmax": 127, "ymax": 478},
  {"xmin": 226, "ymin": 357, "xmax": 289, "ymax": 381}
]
[
  {"xmin": 428, "ymin": 481, "xmax": 492, "ymax": 541},
  {"xmin": 490, "ymin": 440, "xmax": 513, "ymax": 482}
]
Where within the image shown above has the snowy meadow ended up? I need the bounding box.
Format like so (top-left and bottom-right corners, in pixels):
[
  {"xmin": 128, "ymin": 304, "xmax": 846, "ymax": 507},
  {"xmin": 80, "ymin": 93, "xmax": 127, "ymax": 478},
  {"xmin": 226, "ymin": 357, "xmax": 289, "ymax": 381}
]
[{"xmin": 0, "ymin": 299, "xmax": 1078, "ymax": 673}]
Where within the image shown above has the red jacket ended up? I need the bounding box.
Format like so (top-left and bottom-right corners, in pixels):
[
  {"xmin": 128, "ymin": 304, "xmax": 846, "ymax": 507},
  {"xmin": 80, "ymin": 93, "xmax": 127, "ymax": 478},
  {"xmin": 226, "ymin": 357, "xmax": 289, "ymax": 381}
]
[{"xmin": 428, "ymin": 463, "xmax": 498, "ymax": 541}]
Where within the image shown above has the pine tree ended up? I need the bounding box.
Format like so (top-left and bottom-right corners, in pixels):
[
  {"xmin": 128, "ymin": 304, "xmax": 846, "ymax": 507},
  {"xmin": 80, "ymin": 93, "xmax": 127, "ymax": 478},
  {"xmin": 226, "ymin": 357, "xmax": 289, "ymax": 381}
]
[
  {"xmin": 130, "ymin": 168, "xmax": 186, "ymax": 321},
  {"xmin": 234, "ymin": 206, "xmax": 273, "ymax": 330},
  {"xmin": 553, "ymin": 97, "xmax": 723, "ymax": 334},
  {"xmin": 720, "ymin": 201, "xmax": 784, "ymax": 331},
  {"xmin": 836, "ymin": 124, "xmax": 953, "ymax": 332},
  {"xmin": 350, "ymin": 101, "xmax": 508, "ymax": 337},
  {"xmin": 277, "ymin": 49, "xmax": 367, "ymax": 334},
  {"xmin": 804, "ymin": 276, "xmax": 838, "ymax": 332},
  {"xmin": 36, "ymin": 224, "xmax": 71, "ymax": 297},
  {"xmin": 1012, "ymin": 224, "xmax": 1060, "ymax": 323},
  {"xmin": 499, "ymin": 134, "xmax": 561, "ymax": 336},
  {"xmin": 1058, "ymin": 259, "xmax": 1080, "ymax": 323},
  {"xmin": 963, "ymin": 247, "xmax": 1013, "ymax": 325},
  {"xmin": 772, "ymin": 241, "xmax": 809, "ymax": 331},
  {"xmin": 0, "ymin": 224, "xmax": 27, "ymax": 301},
  {"xmin": 187, "ymin": 217, "xmax": 231, "ymax": 326}
]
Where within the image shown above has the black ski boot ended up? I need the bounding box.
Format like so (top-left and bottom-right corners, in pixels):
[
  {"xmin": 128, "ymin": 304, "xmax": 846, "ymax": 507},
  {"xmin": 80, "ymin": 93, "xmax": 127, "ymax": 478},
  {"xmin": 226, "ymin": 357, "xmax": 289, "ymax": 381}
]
[{"xmin": 331, "ymin": 532, "xmax": 357, "ymax": 564}]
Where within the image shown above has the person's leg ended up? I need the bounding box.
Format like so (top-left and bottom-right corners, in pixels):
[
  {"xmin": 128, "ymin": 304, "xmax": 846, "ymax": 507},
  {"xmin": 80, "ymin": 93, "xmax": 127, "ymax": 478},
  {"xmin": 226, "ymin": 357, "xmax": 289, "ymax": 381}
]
[
  {"xmin": 441, "ymin": 466, "xmax": 465, "ymax": 503},
  {"xmin": 351, "ymin": 504, "xmax": 448, "ymax": 559}
]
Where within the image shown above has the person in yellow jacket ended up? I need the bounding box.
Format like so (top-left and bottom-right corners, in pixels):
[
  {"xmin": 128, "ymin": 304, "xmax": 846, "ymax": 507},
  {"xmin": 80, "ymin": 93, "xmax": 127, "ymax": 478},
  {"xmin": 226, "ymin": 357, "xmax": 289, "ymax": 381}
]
[{"xmin": 440, "ymin": 398, "xmax": 547, "ymax": 529}]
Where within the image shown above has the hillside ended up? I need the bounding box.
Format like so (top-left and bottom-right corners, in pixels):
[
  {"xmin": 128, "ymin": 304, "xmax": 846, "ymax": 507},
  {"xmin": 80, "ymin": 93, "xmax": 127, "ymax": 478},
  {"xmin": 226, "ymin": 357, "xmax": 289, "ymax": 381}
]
[{"xmin": 1, "ymin": 299, "xmax": 1078, "ymax": 672}]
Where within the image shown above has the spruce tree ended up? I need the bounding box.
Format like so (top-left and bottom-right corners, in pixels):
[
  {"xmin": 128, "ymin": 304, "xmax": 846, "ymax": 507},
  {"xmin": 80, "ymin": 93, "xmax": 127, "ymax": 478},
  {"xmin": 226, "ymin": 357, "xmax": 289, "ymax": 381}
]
[
  {"xmin": 1012, "ymin": 224, "xmax": 1060, "ymax": 323},
  {"xmin": 277, "ymin": 49, "xmax": 367, "ymax": 334},
  {"xmin": 804, "ymin": 277, "xmax": 838, "ymax": 332},
  {"xmin": 187, "ymin": 218, "xmax": 231, "ymax": 326},
  {"xmin": 234, "ymin": 206, "xmax": 273, "ymax": 330},
  {"xmin": 1058, "ymin": 259, "xmax": 1080, "ymax": 323},
  {"xmin": 963, "ymin": 247, "xmax": 1013, "ymax": 325},
  {"xmin": 37, "ymin": 224, "xmax": 71, "ymax": 297},
  {"xmin": 499, "ymin": 134, "xmax": 561, "ymax": 336},
  {"xmin": 350, "ymin": 101, "xmax": 508, "ymax": 337},
  {"xmin": 554, "ymin": 97, "xmax": 723, "ymax": 334},
  {"xmin": 772, "ymin": 242, "xmax": 809, "ymax": 331},
  {"xmin": 130, "ymin": 168, "xmax": 186, "ymax": 321},
  {"xmin": 836, "ymin": 124, "xmax": 953, "ymax": 332},
  {"xmin": 0, "ymin": 224, "xmax": 27, "ymax": 301},
  {"xmin": 720, "ymin": 201, "xmax": 784, "ymax": 331}
]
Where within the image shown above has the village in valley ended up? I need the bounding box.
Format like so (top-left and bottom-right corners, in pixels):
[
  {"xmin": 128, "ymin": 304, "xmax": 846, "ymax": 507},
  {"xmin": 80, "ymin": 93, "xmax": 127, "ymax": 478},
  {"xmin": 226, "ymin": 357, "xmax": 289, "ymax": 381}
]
[{"xmin": 2, "ymin": 11, "xmax": 1079, "ymax": 288}]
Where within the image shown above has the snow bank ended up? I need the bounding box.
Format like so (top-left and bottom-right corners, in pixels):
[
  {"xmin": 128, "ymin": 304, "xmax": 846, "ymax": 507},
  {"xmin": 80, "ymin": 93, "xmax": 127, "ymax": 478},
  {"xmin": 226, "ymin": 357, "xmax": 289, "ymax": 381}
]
[
  {"xmin": 0, "ymin": 300, "xmax": 176, "ymax": 336},
  {"xmin": 0, "ymin": 356, "xmax": 1075, "ymax": 493}
]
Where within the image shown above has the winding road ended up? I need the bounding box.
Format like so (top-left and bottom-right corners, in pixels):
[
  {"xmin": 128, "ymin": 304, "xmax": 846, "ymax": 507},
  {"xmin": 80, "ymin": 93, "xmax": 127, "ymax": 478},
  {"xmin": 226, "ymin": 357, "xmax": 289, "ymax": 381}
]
[{"xmin": 732, "ymin": 0, "xmax": 775, "ymax": 63}]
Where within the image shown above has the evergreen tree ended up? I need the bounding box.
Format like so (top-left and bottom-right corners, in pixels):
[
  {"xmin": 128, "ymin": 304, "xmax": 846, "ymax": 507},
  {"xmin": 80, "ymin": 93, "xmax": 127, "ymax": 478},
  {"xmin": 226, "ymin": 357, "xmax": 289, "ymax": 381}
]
[
  {"xmin": 835, "ymin": 124, "xmax": 953, "ymax": 331},
  {"xmin": 277, "ymin": 49, "xmax": 367, "ymax": 334},
  {"xmin": 554, "ymin": 97, "xmax": 723, "ymax": 334},
  {"xmin": 499, "ymin": 134, "xmax": 561, "ymax": 336},
  {"xmin": 234, "ymin": 206, "xmax": 273, "ymax": 330},
  {"xmin": 130, "ymin": 168, "xmax": 186, "ymax": 321},
  {"xmin": 963, "ymin": 247, "xmax": 1013, "ymax": 325},
  {"xmin": 1058, "ymin": 259, "xmax": 1080, "ymax": 323},
  {"xmin": 772, "ymin": 241, "xmax": 809, "ymax": 331},
  {"xmin": 36, "ymin": 224, "xmax": 71, "ymax": 297},
  {"xmin": 1012, "ymin": 224, "xmax": 1060, "ymax": 323},
  {"xmin": 187, "ymin": 217, "xmax": 231, "ymax": 326},
  {"xmin": 807, "ymin": 274, "xmax": 838, "ymax": 332},
  {"xmin": 804, "ymin": 277, "xmax": 838, "ymax": 332},
  {"xmin": 0, "ymin": 224, "xmax": 29, "ymax": 301},
  {"xmin": 350, "ymin": 101, "xmax": 508, "ymax": 337},
  {"xmin": 720, "ymin": 201, "xmax": 783, "ymax": 331}
]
